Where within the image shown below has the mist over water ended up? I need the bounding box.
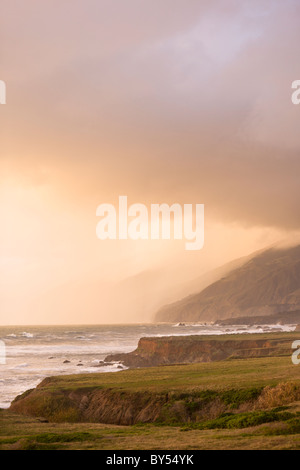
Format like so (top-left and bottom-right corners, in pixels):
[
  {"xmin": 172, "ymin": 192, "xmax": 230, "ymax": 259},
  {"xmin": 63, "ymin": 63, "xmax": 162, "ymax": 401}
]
[{"xmin": 0, "ymin": 323, "xmax": 296, "ymax": 409}]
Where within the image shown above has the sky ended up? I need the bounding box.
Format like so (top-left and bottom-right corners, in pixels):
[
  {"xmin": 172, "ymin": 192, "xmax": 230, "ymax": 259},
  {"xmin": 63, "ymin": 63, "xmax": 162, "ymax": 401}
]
[{"xmin": 0, "ymin": 0, "xmax": 300, "ymax": 325}]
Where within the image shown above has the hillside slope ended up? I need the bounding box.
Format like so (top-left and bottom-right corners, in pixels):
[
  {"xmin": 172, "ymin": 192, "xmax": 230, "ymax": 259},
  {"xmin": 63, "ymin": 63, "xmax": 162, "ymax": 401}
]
[{"xmin": 155, "ymin": 245, "xmax": 300, "ymax": 322}]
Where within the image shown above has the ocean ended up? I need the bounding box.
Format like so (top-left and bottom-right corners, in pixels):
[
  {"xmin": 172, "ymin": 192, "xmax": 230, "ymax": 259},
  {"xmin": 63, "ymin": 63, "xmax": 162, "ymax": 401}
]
[{"xmin": 0, "ymin": 322, "xmax": 296, "ymax": 409}]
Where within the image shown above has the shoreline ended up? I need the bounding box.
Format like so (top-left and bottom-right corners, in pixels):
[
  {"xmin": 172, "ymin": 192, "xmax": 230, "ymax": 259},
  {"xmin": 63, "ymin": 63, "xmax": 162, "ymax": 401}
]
[
  {"xmin": 104, "ymin": 330, "xmax": 299, "ymax": 368},
  {"xmin": 6, "ymin": 331, "xmax": 300, "ymax": 422},
  {"xmin": 2, "ymin": 329, "xmax": 299, "ymax": 407},
  {"xmin": 2, "ymin": 330, "xmax": 300, "ymax": 450},
  {"xmin": 1, "ymin": 322, "xmax": 297, "ymax": 410}
]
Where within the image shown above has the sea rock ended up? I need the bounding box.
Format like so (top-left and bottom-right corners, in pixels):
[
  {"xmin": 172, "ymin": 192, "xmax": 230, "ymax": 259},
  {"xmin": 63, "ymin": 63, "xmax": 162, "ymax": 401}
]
[{"xmin": 93, "ymin": 361, "xmax": 115, "ymax": 368}]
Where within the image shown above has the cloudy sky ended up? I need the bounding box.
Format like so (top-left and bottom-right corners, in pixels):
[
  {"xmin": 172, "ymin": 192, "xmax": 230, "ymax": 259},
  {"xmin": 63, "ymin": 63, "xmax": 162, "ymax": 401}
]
[{"xmin": 1, "ymin": 0, "xmax": 300, "ymax": 324}]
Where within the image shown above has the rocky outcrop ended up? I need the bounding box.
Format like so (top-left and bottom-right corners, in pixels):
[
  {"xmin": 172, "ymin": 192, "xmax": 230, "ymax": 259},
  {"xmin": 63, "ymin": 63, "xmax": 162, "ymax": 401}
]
[
  {"xmin": 105, "ymin": 333, "xmax": 295, "ymax": 368},
  {"xmin": 9, "ymin": 331, "xmax": 300, "ymax": 426}
]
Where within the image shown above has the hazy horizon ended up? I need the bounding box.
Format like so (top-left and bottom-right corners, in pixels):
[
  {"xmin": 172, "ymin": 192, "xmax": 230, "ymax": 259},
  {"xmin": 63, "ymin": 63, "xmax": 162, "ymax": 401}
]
[{"xmin": 1, "ymin": 1, "xmax": 300, "ymax": 325}]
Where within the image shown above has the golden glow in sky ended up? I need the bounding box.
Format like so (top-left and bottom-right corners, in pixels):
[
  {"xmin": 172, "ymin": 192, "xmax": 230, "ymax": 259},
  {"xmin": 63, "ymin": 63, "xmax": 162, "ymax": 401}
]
[{"xmin": 1, "ymin": 0, "xmax": 300, "ymax": 324}]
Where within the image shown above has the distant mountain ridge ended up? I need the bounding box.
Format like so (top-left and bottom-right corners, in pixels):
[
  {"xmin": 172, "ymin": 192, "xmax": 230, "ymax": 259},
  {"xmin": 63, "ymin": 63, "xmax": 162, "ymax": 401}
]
[{"xmin": 155, "ymin": 245, "xmax": 300, "ymax": 323}]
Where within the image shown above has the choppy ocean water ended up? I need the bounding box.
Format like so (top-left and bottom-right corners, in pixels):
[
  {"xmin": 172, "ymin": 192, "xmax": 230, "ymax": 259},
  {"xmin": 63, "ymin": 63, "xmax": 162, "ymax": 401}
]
[{"xmin": 0, "ymin": 322, "xmax": 296, "ymax": 409}]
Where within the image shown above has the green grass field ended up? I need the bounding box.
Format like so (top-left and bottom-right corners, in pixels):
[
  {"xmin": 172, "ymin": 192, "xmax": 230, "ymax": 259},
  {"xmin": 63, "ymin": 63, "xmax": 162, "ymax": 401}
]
[
  {"xmin": 30, "ymin": 354, "xmax": 299, "ymax": 392},
  {"xmin": 1, "ymin": 351, "xmax": 300, "ymax": 450},
  {"xmin": 1, "ymin": 406, "xmax": 300, "ymax": 450}
]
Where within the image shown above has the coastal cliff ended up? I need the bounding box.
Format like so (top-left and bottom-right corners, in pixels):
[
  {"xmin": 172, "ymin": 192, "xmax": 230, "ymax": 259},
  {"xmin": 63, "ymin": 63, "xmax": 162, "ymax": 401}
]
[
  {"xmin": 8, "ymin": 336, "xmax": 300, "ymax": 426},
  {"xmin": 104, "ymin": 333, "xmax": 294, "ymax": 368}
]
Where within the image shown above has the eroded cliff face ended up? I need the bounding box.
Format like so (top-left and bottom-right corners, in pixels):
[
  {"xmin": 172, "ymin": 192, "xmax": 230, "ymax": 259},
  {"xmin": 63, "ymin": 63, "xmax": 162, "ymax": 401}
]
[
  {"xmin": 104, "ymin": 334, "xmax": 293, "ymax": 368},
  {"xmin": 9, "ymin": 370, "xmax": 300, "ymax": 426},
  {"xmin": 10, "ymin": 384, "xmax": 167, "ymax": 425},
  {"xmin": 9, "ymin": 333, "xmax": 298, "ymax": 426}
]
